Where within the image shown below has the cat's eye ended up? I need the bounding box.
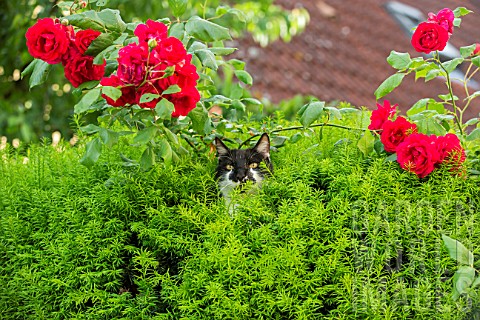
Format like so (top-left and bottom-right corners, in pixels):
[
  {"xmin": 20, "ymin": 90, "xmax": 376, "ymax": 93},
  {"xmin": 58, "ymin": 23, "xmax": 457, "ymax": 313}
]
[
  {"xmin": 249, "ymin": 162, "xmax": 259, "ymax": 169},
  {"xmin": 226, "ymin": 164, "xmax": 234, "ymax": 170}
]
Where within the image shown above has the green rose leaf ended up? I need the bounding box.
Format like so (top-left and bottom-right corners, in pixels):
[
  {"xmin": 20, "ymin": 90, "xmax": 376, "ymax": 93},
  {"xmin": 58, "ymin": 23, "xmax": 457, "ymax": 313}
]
[
  {"xmin": 74, "ymin": 88, "xmax": 101, "ymax": 114},
  {"xmin": 374, "ymin": 73, "xmax": 406, "ymax": 99},
  {"xmin": 163, "ymin": 84, "xmax": 181, "ymax": 95},
  {"xmin": 228, "ymin": 58, "xmax": 245, "ymax": 70},
  {"xmin": 80, "ymin": 124, "xmax": 101, "ymax": 134},
  {"xmin": 242, "ymin": 98, "xmax": 262, "ymax": 105},
  {"xmin": 140, "ymin": 145, "xmax": 156, "ymax": 171},
  {"xmin": 101, "ymin": 86, "xmax": 122, "ymax": 101},
  {"xmin": 21, "ymin": 59, "xmax": 37, "ymax": 79},
  {"xmin": 234, "ymin": 70, "xmax": 253, "ymax": 85},
  {"xmin": 23, "ymin": 60, "xmax": 51, "ymax": 89},
  {"xmin": 442, "ymin": 234, "xmax": 474, "ymax": 266},
  {"xmin": 67, "ymin": 9, "xmax": 126, "ymax": 33},
  {"xmin": 407, "ymin": 98, "xmax": 429, "ymax": 116},
  {"xmin": 387, "ymin": 51, "xmax": 411, "ymax": 70},
  {"xmin": 290, "ymin": 133, "xmax": 303, "ymax": 144},
  {"xmin": 85, "ymin": 33, "xmax": 118, "ymax": 56},
  {"xmin": 155, "ymin": 98, "xmax": 175, "ymax": 120},
  {"xmin": 158, "ymin": 139, "xmax": 173, "ymax": 165},
  {"xmin": 298, "ymin": 101, "xmax": 325, "ymax": 128},
  {"xmin": 98, "ymin": 128, "xmax": 119, "ymax": 147},
  {"xmin": 208, "ymin": 47, "xmax": 237, "ymax": 55},
  {"xmin": 357, "ymin": 130, "xmax": 375, "ymax": 157},
  {"xmin": 80, "ymin": 138, "xmax": 103, "ymax": 168},
  {"xmin": 460, "ymin": 44, "xmax": 477, "ymax": 58},
  {"xmin": 168, "ymin": 0, "xmax": 188, "ymax": 18},
  {"xmin": 325, "ymin": 106, "xmax": 342, "ymax": 120},
  {"xmin": 185, "ymin": 16, "xmax": 231, "ymax": 42},
  {"xmin": 232, "ymin": 99, "xmax": 246, "ymax": 112},
  {"xmin": 162, "ymin": 126, "xmax": 179, "ymax": 147},
  {"xmin": 442, "ymin": 58, "xmax": 464, "ymax": 74},
  {"xmin": 453, "ymin": 7, "xmax": 473, "ymax": 18},
  {"xmin": 140, "ymin": 93, "xmax": 161, "ymax": 104},
  {"xmin": 169, "ymin": 22, "xmax": 185, "ymax": 40},
  {"xmin": 133, "ymin": 126, "xmax": 158, "ymax": 145},
  {"xmin": 472, "ymin": 56, "xmax": 480, "ymax": 68},
  {"xmin": 194, "ymin": 49, "xmax": 218, "ymax": 70},
  {"xmin": 466, "ymin": 128, "xmax": 480, "ymax": 141},
  {"xmin": 471, "ymin": 276, "xmax": 480, "ymax": 289},
  {"xmin": 189, "ymin": 105, "xmax": 211, "ymax": 134},
  {"xmin": 465, "ymin": 118, "xmax": 479, "ymax": 126},
  {"xmin": 452, "ymin": 266, "xmax": 475, "ymax": 300},
  {"xmin": 416, "ymin": 117, "xmax": 447, "ymax": 136}
]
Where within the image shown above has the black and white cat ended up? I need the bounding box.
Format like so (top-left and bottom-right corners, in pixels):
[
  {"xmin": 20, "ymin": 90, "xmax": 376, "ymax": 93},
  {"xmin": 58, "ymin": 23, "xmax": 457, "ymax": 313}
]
[{"xmin": 214, "ymin": 133, "xmax": 273, "ymax": 204}]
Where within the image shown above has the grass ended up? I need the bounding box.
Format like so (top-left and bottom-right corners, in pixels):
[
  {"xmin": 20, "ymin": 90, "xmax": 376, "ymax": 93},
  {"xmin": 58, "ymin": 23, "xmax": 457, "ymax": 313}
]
[{"xmin": 0, "ymin": 120, "xmax": 479, "ymax": 319}]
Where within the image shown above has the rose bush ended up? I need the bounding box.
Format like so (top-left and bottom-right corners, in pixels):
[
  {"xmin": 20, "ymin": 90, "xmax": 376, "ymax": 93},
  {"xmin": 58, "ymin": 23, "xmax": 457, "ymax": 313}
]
[
  {"xmin": 373, "ymin": 6, "xmax": 480, "ymax": 179},
  {"xmin": 22, "ymin": 4, "xmax": 267, "ymax": 169},
  {"xmin": 367, "ymin": 102, "xmax": 466, "ymax": 178}
]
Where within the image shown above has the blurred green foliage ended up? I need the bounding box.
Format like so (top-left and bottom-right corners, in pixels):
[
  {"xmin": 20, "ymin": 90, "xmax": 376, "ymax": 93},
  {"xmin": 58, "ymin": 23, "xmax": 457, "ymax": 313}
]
[{"xmin": 0, "ymin": 0, "xmax": 309, "ymax": 142}]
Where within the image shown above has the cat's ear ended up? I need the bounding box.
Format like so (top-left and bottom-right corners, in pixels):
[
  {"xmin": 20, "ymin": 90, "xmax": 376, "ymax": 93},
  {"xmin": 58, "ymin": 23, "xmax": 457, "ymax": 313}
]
[
  {"xmin": 253, "ymin": 133, "xmax": 270, "ymax": 158},
  {"xmin": 214, "ymin": 137, "xmax": 230, "ymax": 157}
]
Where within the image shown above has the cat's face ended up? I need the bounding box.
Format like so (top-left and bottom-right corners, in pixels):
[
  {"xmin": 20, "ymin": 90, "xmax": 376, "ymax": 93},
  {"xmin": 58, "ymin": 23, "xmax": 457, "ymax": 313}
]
[{"xmin": 214, "ymin": 133, "xmax": 272, "ymax": 199}]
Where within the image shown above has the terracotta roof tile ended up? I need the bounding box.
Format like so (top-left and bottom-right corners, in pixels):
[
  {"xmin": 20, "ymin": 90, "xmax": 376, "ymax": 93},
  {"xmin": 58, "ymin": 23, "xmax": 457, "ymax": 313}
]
[{"xmin": 235, "ymin": 0, "xmax": 480, "ymax": 120}]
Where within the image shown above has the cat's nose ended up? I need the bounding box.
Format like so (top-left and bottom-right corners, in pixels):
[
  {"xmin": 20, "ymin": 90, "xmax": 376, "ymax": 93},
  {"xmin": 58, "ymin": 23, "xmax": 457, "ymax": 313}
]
[{"xmin": 234, "ymin": 170, "xmax": 247, "ymax": 182}]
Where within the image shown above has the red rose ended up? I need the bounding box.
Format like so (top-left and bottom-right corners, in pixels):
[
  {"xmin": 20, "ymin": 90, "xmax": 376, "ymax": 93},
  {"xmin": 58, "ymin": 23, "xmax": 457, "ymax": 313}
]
[
  {"xmin": 175, "ymin": 61, "xmax": 199, "ymax": 89},
  {"xmin": 100, "ymin": 75, "xmax": 136, "ymax": 107},
  {"xmin": 473, "ymin": 43, "xmax": 480, "ymax": 56},
  {"xmin": 368, "ymin": 100, "xmax": 397, "ymax": 131},
  {"xmin": 396, "ymin": 133, "xmax": 440, "ymax": 178},
  {"xmin": 169, "ymin": 86, "xmax": 201, "ymax": 117},
  {"xmin": 117, "ymin": 43, "xmax": 149, "ymax": 86},
  {"xmin": 64, "ymin": 55, "xmax": 106, "ymax": 87},
  {"xmin": 411, "ymin": 22, "xmax": 449, "ymax": 54},
  {"xmin": 434, "ymin": 133, "xmax": 466, "ymax": 168},
  {"xmin": 153, "ymin": 37, "xmax": 188, "ymax": 65},
  {"xmin": 380, "ymin": 117, "xmax": 417, "ymax": 153},
  {"xmin": 75, "ymin": 29, "xmax": 101, "ymax": 54},
  {"xmin": 134, "ymin": 19, "xmax": 168, "ymax": 44},
  {"xmin": 25, "ymin": 18, "xmax": 70, "ymax": 64},
  {"xmin": 427, "ymin": 8, "xmax": 454, "ymax": 35},
  {"xmin": 61, "ymin": 40, "xmax": 82, "ymax": 66}
]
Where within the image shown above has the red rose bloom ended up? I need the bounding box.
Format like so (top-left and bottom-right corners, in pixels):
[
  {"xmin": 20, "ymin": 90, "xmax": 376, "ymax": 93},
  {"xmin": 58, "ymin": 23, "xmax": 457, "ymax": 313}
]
[
  {"xmin": 411, "ymin": 22, "xmax": 449, "ymax": 54},
  {"xmin": 368, "ymin": 100, "xmax": 397, "ymax": 131},
  {"xmin": 169, "ymin": 87, "xmax": 201, "ymax": 117},
  {"xmin": 75, "ymin": 29, "xmax": 101, "ymax": 54},
  {"xmin": 396, "ymin": 133, "xmax": 440, "ymax": 178},
  {"xmin": 64, "ymin": 55, "xmax": 106, "ymax": 87},
  {"xmin": 427, "ymin": 8, "xmax": 454, "ymax": 35},
  {"xmin": 380, "ymin": 117, "xmax": 417, "ymax": 153},
  {"xmin": 117, "ymin": 43, "xmax": 149, "ymax": 86},
  {"xmin": 25, "ymin": 18, "xmax": 70, "ymax": 64},
  {"xmin": 473, "ymin": 43, "xmax": 480, "ymax": 56},
  {"xmin": 100, "ymin": 75, "xmax": 136, "ymax": 107},
  {"xmin": 434, "ymin": 133, "xmax": 466, "ymax": 168},
  {"xmin": 134, "ymin": 19, "xmax": 168, "ymax": 44},
  {"xmin": 153, "ymin": 37, "xmax": 188, "ymax": 65}
]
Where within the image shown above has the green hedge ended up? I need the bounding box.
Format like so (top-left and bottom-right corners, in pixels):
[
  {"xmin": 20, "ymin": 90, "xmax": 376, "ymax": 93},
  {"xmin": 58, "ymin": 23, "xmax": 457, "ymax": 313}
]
[{"xmin": 1, "ymin": 125, "xmax": 479, "ymax": 319}]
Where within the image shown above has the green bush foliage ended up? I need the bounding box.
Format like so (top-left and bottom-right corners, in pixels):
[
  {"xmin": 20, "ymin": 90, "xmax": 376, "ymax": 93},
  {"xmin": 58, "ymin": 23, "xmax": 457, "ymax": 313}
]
[{"xmin": 1, "ymin": 122, "xmax": 479, "ymax": 319}]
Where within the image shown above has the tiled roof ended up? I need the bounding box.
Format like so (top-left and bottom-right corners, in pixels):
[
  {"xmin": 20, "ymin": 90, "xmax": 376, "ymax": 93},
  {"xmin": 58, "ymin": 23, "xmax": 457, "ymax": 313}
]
[{"xmin": 234, "ymin": 0, "xmax": 480, "ymax": 120}]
